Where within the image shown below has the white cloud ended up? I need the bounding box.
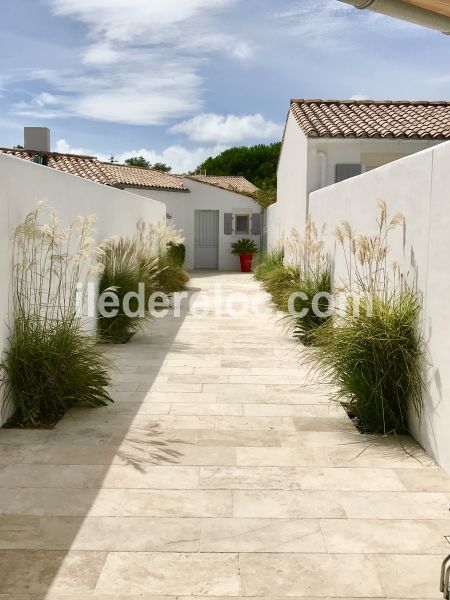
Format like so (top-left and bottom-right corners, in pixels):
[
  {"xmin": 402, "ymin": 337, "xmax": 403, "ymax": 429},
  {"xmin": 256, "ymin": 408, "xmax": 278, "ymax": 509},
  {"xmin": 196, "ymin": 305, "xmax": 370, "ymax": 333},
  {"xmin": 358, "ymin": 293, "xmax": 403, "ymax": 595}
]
[
  {"xmin": 231, "ymin": 41, "xmax": 254, "ymax": 61},
  {"xmin": 350, "ymin": 93, "xmax": 369, "ymax": 101},
  {"xmin": 82, "ymin": 42, "xmax": 122, "ymax": 65},
  {"xmin": 15, "ymin": 63, "xmax": 204, "ymax": 125},
  {"xmin": 272, "ymin": 0, "xmax": 422, "ymax": 47},
  {"xmin": 55, "ymin": 138, "xmax": 225, "ymax": 173},
  {"xmin": 55, "ymin": 138, "xmax": 105, "ymax": 157},
  {"xmin": 170, "ymin": 113, "xmax": 282, "ymax": 143},
  {"xmin": 116, "ymin": 144, "xmax": 227, "ymax": 174},
  {"xmin": 19, "ymin": 0, "xmax": 253, "ymax": 125},
  {"xmin": 48, "ymin": 0, "xmax": 235, "ymax": 42}
]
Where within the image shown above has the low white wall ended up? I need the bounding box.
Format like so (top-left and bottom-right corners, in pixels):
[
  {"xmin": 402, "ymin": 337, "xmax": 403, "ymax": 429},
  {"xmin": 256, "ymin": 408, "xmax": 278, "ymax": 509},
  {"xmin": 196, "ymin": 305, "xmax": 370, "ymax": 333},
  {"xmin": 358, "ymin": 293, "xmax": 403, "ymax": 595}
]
[
  {"xmin": 0, "ymin": 153, "xmax": 166, "ymax": 423},
  {"xmin": 126, "ymin": 179, "xmax": 261, "ymax": 271},
  {"xmin": 309, "ymin": 141, "xmax": 450, "ymax": 474}
]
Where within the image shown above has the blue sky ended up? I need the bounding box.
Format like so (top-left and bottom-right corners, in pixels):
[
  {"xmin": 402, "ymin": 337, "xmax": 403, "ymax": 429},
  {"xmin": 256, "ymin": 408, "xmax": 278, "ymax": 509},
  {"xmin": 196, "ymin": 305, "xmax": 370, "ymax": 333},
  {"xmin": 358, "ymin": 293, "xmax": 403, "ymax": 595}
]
[{"xmin": 1, "ymin": 0, "xmax": 449, "ymax": 171}]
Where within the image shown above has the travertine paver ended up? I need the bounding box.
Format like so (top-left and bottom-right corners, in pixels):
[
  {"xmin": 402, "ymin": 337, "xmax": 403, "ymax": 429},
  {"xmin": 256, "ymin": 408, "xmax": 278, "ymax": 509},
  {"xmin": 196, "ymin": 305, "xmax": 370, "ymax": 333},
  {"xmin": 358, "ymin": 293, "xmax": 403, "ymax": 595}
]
[{"xmin": 0, "ymin": 271, "xmax": 449, "ymax": 598}]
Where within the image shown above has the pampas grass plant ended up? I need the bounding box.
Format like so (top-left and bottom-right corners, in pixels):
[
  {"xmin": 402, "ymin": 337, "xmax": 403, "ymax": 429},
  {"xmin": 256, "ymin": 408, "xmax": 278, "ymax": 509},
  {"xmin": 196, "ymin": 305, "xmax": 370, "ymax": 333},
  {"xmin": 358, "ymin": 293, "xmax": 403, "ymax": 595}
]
[
  {"xmin": 307, "ymin": 201, "xmax": 424, "ymax": 434},
  {"xmin": 257, "ymin": 220, "xmax": 332, "ymax": 344},
  {"xmin": 1, "ymin": 206, "xmax": 112, "ymax": 427},
  {"xmin": 98, "ymin": 220, "xmax": 189, "ymax": 342}
]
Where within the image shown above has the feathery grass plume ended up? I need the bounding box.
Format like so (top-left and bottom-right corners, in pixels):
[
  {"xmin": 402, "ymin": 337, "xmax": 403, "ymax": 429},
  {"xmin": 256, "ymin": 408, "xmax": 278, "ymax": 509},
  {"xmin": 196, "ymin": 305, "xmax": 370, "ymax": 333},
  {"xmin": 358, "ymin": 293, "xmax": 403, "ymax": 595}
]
[
  {"xmin": 307, "ymin": 201, "xmax": 424, "ymax": 434},
  {"xmin": 1, "ymin": 205, "xmax": 112, "ymax": 427},
  {"xmin": 256, "ymin": 219, "xmax": 332, "ymax": 345},
  {"xmin": 134, "ymin": 219, "xmax": 189, "ymax": 294},
  {"xmin": 282, "ymin": 221, "xmax": 332, "ymax": 345},
  {"xmin": 98, "ymin": 220, "xmax": 188, "ymax": 342},
  {"xmin": 98, "ymin": 233, "xmax": 160, "ymax": 342}
]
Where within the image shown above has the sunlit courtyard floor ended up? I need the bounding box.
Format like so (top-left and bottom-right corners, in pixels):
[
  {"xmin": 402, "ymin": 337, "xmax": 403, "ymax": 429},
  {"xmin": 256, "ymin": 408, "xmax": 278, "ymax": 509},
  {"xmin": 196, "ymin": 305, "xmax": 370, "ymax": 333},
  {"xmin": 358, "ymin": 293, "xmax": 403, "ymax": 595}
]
[{"xmin": 0, "ymin": 271, "xmax": 448, "ymax": 599}]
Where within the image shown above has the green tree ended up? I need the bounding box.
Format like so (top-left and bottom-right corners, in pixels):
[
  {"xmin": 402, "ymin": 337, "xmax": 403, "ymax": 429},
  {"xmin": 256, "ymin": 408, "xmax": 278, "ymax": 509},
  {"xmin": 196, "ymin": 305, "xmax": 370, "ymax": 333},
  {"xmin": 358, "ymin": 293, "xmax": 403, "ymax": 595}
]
[
  {"xmin": 195, "ymin": 142, "xmax": 281, "ymax": 189},
  {"xmin": 152, "ymin": 162, "xmax": 172, "ymax": 173},
  {"xmin": 125, "ymin": 156, "xmax": 150, "ymax": 168},
  {"xmin": 253, "ymin": 186, "xmax": 276, "ymax": 208}
]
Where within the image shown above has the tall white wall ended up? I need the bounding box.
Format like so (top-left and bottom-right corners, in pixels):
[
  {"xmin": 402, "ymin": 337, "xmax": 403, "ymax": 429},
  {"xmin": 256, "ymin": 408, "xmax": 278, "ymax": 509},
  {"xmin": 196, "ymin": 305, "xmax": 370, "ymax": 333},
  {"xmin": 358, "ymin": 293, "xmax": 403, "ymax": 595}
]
[
  {"xmin": 0, "ymin": 153, "xmax": 166, "ymax": 423},
  {"xmin": 309, "ymin": 141, "xmax": 450, "ymax": 474},
  {"xmin": 125, "ymin": 179, "xmax": 261, "ymax": 271},
  {"xmin": 307, "ymin": 137, "xmax": 442, "ymax": 194},
  {"xmin": 267, "ymin": 111, "xmax": 309, "ymax": 246},
  {"xmin": 268, "ymin": 109, "xmax": 442, "ymax": 247}
]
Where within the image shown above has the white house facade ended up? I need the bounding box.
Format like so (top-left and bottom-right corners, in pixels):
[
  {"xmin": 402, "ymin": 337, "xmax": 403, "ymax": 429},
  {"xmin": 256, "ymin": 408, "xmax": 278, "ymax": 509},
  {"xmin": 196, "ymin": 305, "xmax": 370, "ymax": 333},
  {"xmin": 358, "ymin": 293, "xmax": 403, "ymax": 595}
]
[
  {"xmin": 122, "ymin": 176, "xmax": 262, "ymax": 271},
  {"xmin": 1, "ymin": 129, "xmax": 261, "ymax": 272},
  {"xmin": 268, "ymin": 99, "xmax": 450, "ymax": 246}
]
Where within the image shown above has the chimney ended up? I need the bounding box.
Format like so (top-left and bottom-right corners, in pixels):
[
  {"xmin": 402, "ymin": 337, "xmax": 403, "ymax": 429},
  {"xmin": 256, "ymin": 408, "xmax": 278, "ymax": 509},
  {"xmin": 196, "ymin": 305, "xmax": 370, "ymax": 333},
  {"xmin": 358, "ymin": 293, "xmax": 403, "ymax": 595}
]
[{"xmin": 24, "ymin": 127, "xmax": 51, "ymax": 153}]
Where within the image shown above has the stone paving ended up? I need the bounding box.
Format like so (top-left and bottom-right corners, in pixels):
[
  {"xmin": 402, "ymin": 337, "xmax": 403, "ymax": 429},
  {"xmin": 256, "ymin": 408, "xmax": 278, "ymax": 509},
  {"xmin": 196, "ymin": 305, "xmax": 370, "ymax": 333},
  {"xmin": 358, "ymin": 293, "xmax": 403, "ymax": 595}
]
[{"xmin": 0, "ymin": 271, "xmax": 449, "ymax": 598}]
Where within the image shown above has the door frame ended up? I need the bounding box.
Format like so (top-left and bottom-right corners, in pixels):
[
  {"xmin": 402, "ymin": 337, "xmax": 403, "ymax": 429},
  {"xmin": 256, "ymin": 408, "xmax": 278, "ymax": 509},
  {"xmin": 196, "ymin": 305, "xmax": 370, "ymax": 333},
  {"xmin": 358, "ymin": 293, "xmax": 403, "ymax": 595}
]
[{"xmin": 194, "ymin": 209, "xmax": 220, "ymax": 269}]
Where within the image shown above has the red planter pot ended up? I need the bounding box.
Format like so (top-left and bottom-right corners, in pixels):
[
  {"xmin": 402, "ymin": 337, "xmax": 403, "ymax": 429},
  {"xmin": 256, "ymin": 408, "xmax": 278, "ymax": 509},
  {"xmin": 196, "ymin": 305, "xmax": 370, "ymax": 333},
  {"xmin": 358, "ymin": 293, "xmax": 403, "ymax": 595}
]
[{"xmin": 239, "ymin": 253, "xmax": 253, "ymax": 273}]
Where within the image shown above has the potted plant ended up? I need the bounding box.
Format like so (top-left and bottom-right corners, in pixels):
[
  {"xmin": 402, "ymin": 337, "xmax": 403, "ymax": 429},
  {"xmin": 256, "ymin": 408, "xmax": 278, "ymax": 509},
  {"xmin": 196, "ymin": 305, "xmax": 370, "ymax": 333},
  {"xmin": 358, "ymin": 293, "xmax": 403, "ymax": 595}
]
[{"xmin": 231, "ymin": 238, "xmax": 259, "ymax": 272}]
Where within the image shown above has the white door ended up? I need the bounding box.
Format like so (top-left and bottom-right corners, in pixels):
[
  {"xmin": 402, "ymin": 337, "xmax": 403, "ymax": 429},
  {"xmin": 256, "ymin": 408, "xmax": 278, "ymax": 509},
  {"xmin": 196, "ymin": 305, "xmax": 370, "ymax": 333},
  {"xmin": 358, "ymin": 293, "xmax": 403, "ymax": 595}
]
[{"xmin": 194, "ymin": 210, "xmax": 219, "ymax": 269}]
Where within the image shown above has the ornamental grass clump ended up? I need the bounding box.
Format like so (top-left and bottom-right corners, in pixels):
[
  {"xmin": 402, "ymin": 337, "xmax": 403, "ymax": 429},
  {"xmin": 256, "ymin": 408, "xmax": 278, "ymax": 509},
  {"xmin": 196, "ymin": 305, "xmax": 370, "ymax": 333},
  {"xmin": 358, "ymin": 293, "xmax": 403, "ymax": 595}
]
[
  {"xmin": 308, "ymin": 201, "xmax": 424, "ymax": 434},
  {"xmin": 257, "ymin": 220, "xmax": 332, "ymax": 344},
  {"xmin": 98, "ymin": 236, "xmax": 160, "ymax": 342},
  {"xmin": 146, "ymin": 221, "xmax": 189, "ymax": 295},
  {"xmin": 253, "ymin": 248, "xmax": 284, "ymax": 281},
  {"xmin": 1, "ymin": 206, "xmax": 112, "ymax": 428},
  {"xmin": 167, "ymin": 242, "xmax": 186, "ymax": 267},
  {"xmin": 287, "ymin": 265, "xmax": 332, "ymax": 346},
  {"xmin": 98, "ymin": 220, "xmax": 188, "ymax": 342},
  {"xmin": 282, "ymin": 221, "xmax": 332, "ymax": 344}
]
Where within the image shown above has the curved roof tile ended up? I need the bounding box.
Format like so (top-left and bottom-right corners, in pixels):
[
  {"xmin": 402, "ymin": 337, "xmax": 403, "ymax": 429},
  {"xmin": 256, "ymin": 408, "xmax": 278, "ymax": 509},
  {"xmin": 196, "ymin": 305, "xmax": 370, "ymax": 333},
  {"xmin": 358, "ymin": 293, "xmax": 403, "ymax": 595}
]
[{"xmin": 290, "ymin": 99, "xmax": 450, "ymax": 139}]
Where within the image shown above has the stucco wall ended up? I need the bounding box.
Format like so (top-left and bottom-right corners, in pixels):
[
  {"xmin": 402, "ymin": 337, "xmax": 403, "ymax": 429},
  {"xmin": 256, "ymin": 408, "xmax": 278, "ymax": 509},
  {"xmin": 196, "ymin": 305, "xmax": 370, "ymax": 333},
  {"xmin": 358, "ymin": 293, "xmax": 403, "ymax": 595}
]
[
  {"xmin": 267, "ymin": 111, "xmax": 309, "ymax": 246},
  {"xmin": 0, "ymin": 153, "xmax": 166, "ymax": 423},
  {"xmin": 307, "ymin": 137, "xmax": 442, "ymax": 196},
  {"xmin": 309, "ymin": 141, "xmax": 450, "ymax": 474},
  {"xmin": 125, "ymin": 179, "xmax": 261, "ymax": 271},
  {"xmin": 268, "ymin": 109, "xmax": 443, "ymax": 245}
]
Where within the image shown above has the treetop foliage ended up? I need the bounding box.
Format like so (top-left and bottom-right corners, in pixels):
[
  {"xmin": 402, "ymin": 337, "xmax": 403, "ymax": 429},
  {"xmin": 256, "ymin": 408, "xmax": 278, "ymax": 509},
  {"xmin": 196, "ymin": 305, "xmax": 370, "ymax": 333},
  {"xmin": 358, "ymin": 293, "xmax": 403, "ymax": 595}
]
[{"xmin": 195, "ymin": 142, "xmax": 281, "ymax": 190}]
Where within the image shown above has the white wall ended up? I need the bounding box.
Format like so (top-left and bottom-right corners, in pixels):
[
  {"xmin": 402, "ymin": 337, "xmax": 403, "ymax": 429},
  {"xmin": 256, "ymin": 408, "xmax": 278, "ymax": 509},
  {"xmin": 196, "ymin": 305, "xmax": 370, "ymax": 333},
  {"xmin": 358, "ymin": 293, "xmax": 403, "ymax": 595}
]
[
  {"xmin": 125, "ymin": 179, "xmax": 261, "ymax": 271},
  {"xmin": 268, "ymin": 108, "xmax": 443, "ymax": 246},
  {"xmin": 309, "ymin": 141, "xmax": 450, "ymax": 474},
  {"xmin": 307, "ymin": 137, "xmax": 442, "ymax": 196},
  {"xmin": 267, "ymin": 111, "xmax": 309, "ymax": 247},
  {"xmin": 0, "ymin": 153, "xmax": 166, "ymax": 423}
]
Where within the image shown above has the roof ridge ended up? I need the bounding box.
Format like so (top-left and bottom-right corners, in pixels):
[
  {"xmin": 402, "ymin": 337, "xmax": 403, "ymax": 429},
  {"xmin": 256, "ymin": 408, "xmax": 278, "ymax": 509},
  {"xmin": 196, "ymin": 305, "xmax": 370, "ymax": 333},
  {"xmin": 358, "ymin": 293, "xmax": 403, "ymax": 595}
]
[
  {"xmin": 0, "ymin": 147, "xmax": 99, "ymax": 160},
  {"xmin": 291, "ymin": 99, "xmax": 450, "ymax": 106},
  {"xmin": 102, "ymin": 161, "xmax": 180, "ymax": 179}
]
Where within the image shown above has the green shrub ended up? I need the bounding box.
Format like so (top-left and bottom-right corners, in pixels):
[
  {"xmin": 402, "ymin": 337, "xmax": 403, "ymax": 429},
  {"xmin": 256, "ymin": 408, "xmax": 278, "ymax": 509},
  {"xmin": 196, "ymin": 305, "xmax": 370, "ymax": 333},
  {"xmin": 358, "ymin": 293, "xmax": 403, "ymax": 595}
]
[
  {"xmin": 2, "ymin": 318, "xmax": 111, "ymax": 427},
  {"xmin": 0, "ymin": 207, "xmax": 112, "ymax": 428},
  {"xmin": 309, "ymin": 289, "xmax": 423, "ymax": 434},
  {"xmin": 167, "ymin": 242, "xmax": 186, "ymax": 267},
  {"xmin": 254, "ymin": 249, "xmax": 284, "ymax": 281}
]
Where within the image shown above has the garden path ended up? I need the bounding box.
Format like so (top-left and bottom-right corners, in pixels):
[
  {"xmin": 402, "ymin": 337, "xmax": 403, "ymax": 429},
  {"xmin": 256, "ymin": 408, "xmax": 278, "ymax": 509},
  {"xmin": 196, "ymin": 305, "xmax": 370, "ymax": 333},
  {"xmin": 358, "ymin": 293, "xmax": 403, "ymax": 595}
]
[{"xmin": 0, "ymin": 272, "xmax": 448, "ymax": 598}]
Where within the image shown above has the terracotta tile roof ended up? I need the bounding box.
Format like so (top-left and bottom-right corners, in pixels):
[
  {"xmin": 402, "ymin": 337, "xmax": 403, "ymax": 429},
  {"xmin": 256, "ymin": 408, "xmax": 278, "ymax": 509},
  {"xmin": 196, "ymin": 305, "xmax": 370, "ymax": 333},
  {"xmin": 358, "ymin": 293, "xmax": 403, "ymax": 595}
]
[
  {"xmin": 102, "ymin": 163, "xmax": 186, "ymax": 191},
  {"xmin": 187, "ymin": 175, "xmax": 259, "ymax": 195},
  {"xmin": 0, "ymin": 148, "xmax": 111, "ymax": 184},
  {"xmin": 0, "ymin": 148, "xmax": 187, "ymax": 191},
  {"xmin": 290, "ymin": 99, "xmax": 450, "ymax": 139}
]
